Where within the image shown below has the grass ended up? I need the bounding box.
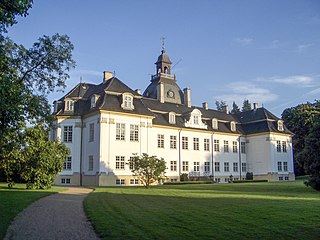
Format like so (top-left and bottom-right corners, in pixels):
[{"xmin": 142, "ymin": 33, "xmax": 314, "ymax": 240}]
[
  {"xmin": 0, "ymin": 183, "xmax": 64, "ymax": 239},
  {"xmin": 84, "ymin": 181, "xmax": 320, "ymax": 240}
]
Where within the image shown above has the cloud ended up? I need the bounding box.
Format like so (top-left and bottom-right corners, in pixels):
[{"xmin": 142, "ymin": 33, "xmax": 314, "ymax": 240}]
[
  {"xmin": 257, "ymin": 75, "xmax": 314, "ymax": 86},
  {"xmin": 297, "ymin": 43, "xmax": 314, "ymax": 53},
  {"xmin": 215, "ymin": 82, "xmax": 278, "ymax": 106},
  {"xmin": 234, "ymin": 38, "xmax": 253, "ymax": 46}
]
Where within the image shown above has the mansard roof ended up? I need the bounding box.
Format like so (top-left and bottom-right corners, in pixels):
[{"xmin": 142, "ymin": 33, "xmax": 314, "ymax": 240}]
[{"xmin": 55, "ymin": 76, "xmax": 291, "ymax": 136}]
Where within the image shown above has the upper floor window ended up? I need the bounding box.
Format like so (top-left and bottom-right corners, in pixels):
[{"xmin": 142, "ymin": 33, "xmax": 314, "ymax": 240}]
[
  {"xmin": 169, "ymin": 112, "xmax": 176, "ymax": 124},
  {"xmin": 230, "ymin": 121, "xmax": 236, "ymax": 132},
  {"xmin": 89, "ymin": 123, "xmax": 94, "ymax": 142},
  {"xmin": 63, "ymin": 126, "xmax": 73, "ymax": 143},
  {"xmin": 130, "ymin": 124, "xmax": 139, "ymax": 142},
  {"xmin": 121, "ymin": 93, "xmax": 134, "ymax": 110},
  {"xmin": 278, "ymin": 120, "xmax": 284, "ymax": 131},
  {"xmin": 212, "ymin": 118, "xmax": 218, "ymax": 129},
  {"xmin": 64, "ymin": 156, "xmax": 72, "ymax": 170},
  {"xmin": 158, "ymin": 134, "xmax": 164, "ymax": 148},
  {"xmin": 116, "ymin": 123, "xmax": 125, "ymax": 141},
  {"xmin": 193, "ymin": 115, "xmax": 199, "ymax": 125},
  {"xmin": 65, "ymin": 100, "xmax": 74, "ymax": 111}
]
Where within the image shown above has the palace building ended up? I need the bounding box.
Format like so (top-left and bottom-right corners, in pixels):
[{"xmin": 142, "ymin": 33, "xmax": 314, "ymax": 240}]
[{"xmin": 52, "ymin": 49, "xmax": 294, "ymax": 186}]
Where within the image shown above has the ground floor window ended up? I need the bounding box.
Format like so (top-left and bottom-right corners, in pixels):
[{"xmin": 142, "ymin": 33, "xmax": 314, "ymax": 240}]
[
  {"xmin": 170, "ymin": 179, "xmax": 178, "ymax": 182},
  {"xmin": 215, "ymin": 178, "xmax": 221, "ymax": 183},
  {"xmin": 279, "ymin": 176, "xmax": 284, "ymax": 181},
  {"xmin": 204, "ymin": 162, "xmax": 210, "ymax": 172},
  {"xmin": 170, "ymin": 161, "xmax": 177, "ymax": 172},
  {"xmin": 61, "ymin": 178, "xmax": 70, "ymax": 184},
  {"xmin": 193, "ymin": 162, "xmax": 200, "ymax": 172},
  {"xmin": 116, "ymin": 179, "xmax": 125, "ymax": 185},
  {"xmin": 182, "ymin": 161, "xmax": 189, "ymax": 172},
  {"xmin": 285, "ymin": 176, "xmax": 289, "ymax": 181},
  {"xmin": 130, "ymin": 179, "xmax": 139, "ymax": 184}
]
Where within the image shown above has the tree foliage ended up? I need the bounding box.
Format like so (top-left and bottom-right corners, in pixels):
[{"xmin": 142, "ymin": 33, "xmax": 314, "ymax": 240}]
[
  {"xmin": 0, "ymin": 0, "xmax": 33, "ymax": 33},
  {"xmin": 19, "ymin": 125, "xmax": 70, "ymax": 189},
  {"xmin": 128, "ymin": 153, "xmax": 167, "ymax": 188},
  {"xmin": 215, "ymin": 100, "xmax": 227, "ymax": 111},
  {"xmin": 0, "ymin": 0, "xmax": 75, "ymax": 188},
  {"xmin": 231, "ymin": 101, "xmax": 240, "ymax": 114},
  {"xmin": 242, "ymin": 99, "xmax": 252, "ymax": 112},
  {"xmin": 281, "ymin": 101, "xmax": 320, "ymax": 176}
]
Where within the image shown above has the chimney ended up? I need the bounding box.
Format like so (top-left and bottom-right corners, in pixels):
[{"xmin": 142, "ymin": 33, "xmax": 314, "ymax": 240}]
[
  {"xmin": 135, "ymin": 89, "xmax": 141, "ymax": 95},
  {"xmin": 253, "ymin": 103, "xmax": 259, "ymax": 110},
  {"xmin": 103, "ymin": 71, "xmax": 113, "ymax": 82},
  {"xmin": 157, "ymin": 82, "xmax": 164, "ymax": 103},
  {"xmin": 222, "ymin": 105, "xmax": 229, "ymax": 114},
  {"xmin": 202, "ymin": 102, "xmax": 208, "ymax": 110},
  {"xmin": 183, "ymin": 87, "xmax": 191, "ymax": 108}
]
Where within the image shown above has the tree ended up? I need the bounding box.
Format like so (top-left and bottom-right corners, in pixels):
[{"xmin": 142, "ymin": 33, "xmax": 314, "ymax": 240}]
[
  {"xmin": 282, "ymin": 101, "xmax": 320, "ymax": 176},
  {"xmin": 19, "ymin": 125, "xmax": 70, "ymax": 189},
  {"xmin": 301, "ymin": 119, "xmax": 320, "ymax": 190},
  {"xmin": 231, "ymin": 101, "xmax": 240, "ymax": 114},
  {"xmin": 215, "ymin": 100, "xmax": 227, "ymax": 111},
  {"xmin": 242, "ymin": 99, "xmax": 252, "ymax": 112},
  {"xmin": 128, "ymin": 153, "xmax": 167, "ymax": 188},
  {"xmin": 0, "ymin": 1, "xmax": 75, "ymax": 187},
  {"xmin": 0, "ymin": 0, "xmax": 33, "ymax": 33}
]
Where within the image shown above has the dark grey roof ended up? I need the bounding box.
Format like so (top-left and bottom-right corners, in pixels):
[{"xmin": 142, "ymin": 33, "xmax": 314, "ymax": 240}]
[
  {"xmin": 55, "ymin": 76, "xmax": 292, "ymax": 136},
  {"xmin": 155, "ymin": 50, "xmax": 172, "ymax": 64}
]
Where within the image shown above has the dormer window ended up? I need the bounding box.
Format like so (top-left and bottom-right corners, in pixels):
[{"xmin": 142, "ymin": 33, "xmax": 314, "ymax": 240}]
[
  {"xmin": 193, "ymin": 115, "xmax": 199, "ymax": 125},
  {"xmin": 121, "ymin": 93, "xmax": 134, "ymax": 110},
  {"xmin": 231, "ymin": 121, "xmax": 236, "ymax": 132},
  {"xmin": 278, "ymin": 120, "xmax": 284, "ymax": 131},
  {"xmin": 212, "ymin": 118, "xmax": 218, "ymax": 129},
  {"xmin": 169, "ymin": 112, "xmax": 176, "ymax": 124},
  {"xmin": 91, "ymin": 95, "xmax": 99, "ymax": 108},
  {"xmin": 65, "ymin": 100, "xmax": 74, "ymax": 111},
  {"xmin": 184, "ymin": 109, "xmax": 207, "ymax": 129}
]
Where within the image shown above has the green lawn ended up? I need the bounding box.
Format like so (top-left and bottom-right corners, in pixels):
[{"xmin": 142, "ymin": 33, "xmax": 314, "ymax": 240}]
[
  {"xmin": 0, "ymin": 183, "xmax": 64, "ymax": 239},
  {"xmin": 84, "ymin": 181, "xmax": 320, "ymax": 240}
]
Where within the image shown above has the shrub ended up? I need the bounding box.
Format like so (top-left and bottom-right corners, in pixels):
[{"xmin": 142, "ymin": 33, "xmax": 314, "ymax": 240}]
[
  {"xmin": 246, "ymin": 172, "xmax": 253, "ymax": 180},
  {"xmin": 180, "ymin": 173, "xmax": 189, "ymax": 181}
]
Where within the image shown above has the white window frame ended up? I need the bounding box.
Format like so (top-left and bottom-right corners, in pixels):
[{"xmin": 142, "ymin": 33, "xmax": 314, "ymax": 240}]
[
  {"xmin": 233, "ymin": 162, "xmax": 238, "ymax": 172},
  {"xmin": 130, "ymin": 124, "xmax": 139, "ymax": 142},
  {"xmin": 170, "ymin": 135, "xmax": 177, "ymax": 149},
  {"xmin": 277, "ymin": 161, "xmax": 282, "ymax": 172},
  {"xmin": 182, "ymin": 161, "xmax": 189, "ymax": 172},
  {"xmin": 193, "ymin": 162, "xmax": 200, "ymax": 172},
  {"xmin": 65, "ymin": 100, "xmax": 74, "ymax": 111},
  {"xmin": 282, "ymin": 141, "xmax": 287, "ymax": 152},
  {"xmin": 121, "ymin": 93, "xmax": 134, "ymax": 110},
  {"xmin": 214, "ymin": 139, "xmax": 220, "ymax": 152},
  {"xmin": 224, "ymin": 140, "xmax": 229, "ymax": 153},
  {"xmin": 233, "ymin": 141, "xmax": 238, "ymax": 153},
  {"xmin": 193, "ymin": 137, "xmax": 199, "ymax": 150},
  {"xmin": 215, "ymin": 162, "xmax": 220, "ymax": 172},
  {"xmin": 116, "ymin": 156, "xmax": 125, "ymax": 170},
  {"xmin": 241, "ymin": 142, "xmax": 246, "ymax": 154},
  {"xmin": 204, "ymin": 162, "xmax": 210, "ymax": 172},
  {"xmin": 283, "ymin": 162, "xmax": 288, "ymax": 172},
  {"xmin": 116, "ymin": 123, "xmax": 126, "ymax": 141},
  {"xmin": 276, "ymin": 140, "xmax": 281, "ymax": 152},
  {"xmin": 242, "ymin": 162, "xmax": 247, "ymax": 172},
  {"xmin": 224, "ymin": 162, "xmax": 229, "ymax": 172},
  {"xmin": 212, "ymin": 118, "xmax": 218, "ymax": 129},
  {"xmin": 204, "ymin": 138, "xmax": 210, "ymax": 151},
  {"xmin": 278, "ymin": 120, "xmax": 284, "ymax": 131},
  {"xmin": 158, "ymin": 134, "xmax": 164, "ymax": 148},
  {"xmin": 230, "ymin": 121, "xmax": 236, "ymax": 132},
  {"xmin": 63, "ymin": 126, "xmax": 73, "ymax": 143},
  {"xmin": 182, "ymin": 137, "xmax": 188, "ymax": 150},
  {"xmin": 170, "ymin": 161, "xmax": 177, "ymax": 172},
  {"xmin": 64, "ymin": 156, "xmax": 72, "ymax": 170},
  {"xmin": 169, "ymin": 112, "xmax": 176, "ymax": 124}
]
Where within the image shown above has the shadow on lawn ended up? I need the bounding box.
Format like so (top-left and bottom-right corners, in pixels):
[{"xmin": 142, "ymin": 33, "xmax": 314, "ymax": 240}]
[{"xmin": 85, "ymin": 190, "xmax": 320, "ymax": 240}]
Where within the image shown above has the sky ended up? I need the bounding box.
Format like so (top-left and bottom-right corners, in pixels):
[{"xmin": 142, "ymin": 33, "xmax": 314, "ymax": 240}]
[{"xmin": 6, "ymin": 0, "xmax": 320, "ymax": 117}]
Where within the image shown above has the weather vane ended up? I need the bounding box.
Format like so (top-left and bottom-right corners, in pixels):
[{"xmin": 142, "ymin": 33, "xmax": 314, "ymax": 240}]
[{"xmin": 160, "ymin": 36, "xmax": 165, "ymax": 50}]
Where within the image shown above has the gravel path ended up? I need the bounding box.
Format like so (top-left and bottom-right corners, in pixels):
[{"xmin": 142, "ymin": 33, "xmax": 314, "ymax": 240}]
[{"xmin": 4, "ymin": 187, "xmax": 100, "ymax": 240}]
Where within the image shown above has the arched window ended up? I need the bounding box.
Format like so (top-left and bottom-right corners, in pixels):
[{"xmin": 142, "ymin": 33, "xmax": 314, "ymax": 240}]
[
  {"xmin": 164, "ymin": 66, "xmax": 168, "ymax": 74},
  {"xmin": 230, "ymin": 121, "xmax": 236, "ymax": 132},
  {"xmin": 169, "ymin": 112, "xmax": 176, "ymax": 124},
  {"xmin": 65, "ymin": 100, "xmax": 74, "ymax": 111},
  {"xmin": 212, "ymin": 118, "xmax": 218, "ymax": 129},
  {"xmin": 121, "ymin": 93, "xmax": 134, "ymax": 110},
  {"xmin": 278, "ymin": 120, "xmax": 284, "ymax": 131}
]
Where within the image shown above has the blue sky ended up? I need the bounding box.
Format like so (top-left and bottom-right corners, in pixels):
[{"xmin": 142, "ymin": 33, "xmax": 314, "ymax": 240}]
[{"xmin": 7, "ymin": 0, "xmax": 320, "ymax": 117}]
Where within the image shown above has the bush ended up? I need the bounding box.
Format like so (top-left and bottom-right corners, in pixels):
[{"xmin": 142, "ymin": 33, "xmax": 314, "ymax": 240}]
[
  {"xmin": 304, "ymin": 175, "xmax": 320, "ymax": 191},
  {"xmin": 233, "ymin": 180, "xmax": 268, "ymax": 183},
  {"xmin": 180, "ymin": 173, "xmax": 189, "ymax": 181},
  {"xmin": 163, "ymin": 181, "xmax": 212, "ymax": 185},
  {"xmin": 246, "ymin": 172, "xmax": 253, "ymax": 180}
]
